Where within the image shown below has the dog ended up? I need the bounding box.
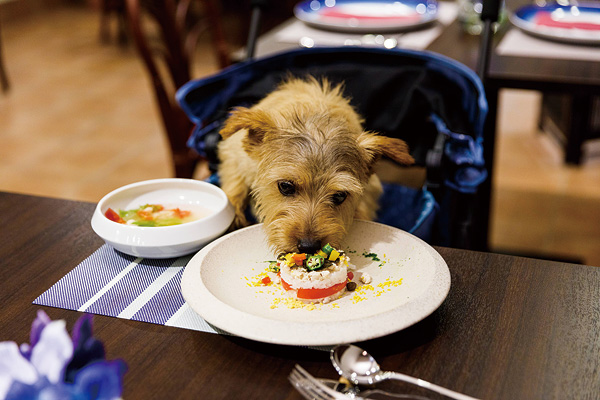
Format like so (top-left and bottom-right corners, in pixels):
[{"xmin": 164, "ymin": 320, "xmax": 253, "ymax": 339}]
[{"xmin": 217, "ymin": 77, "xmax": 414, "ymax": 254}]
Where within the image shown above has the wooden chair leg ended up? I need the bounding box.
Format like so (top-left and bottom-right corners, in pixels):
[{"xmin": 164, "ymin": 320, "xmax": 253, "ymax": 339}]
[
  {"xmin": 0, "ymin": 20, "xmax": 10, "ymax": 93},
  {"xmin": 99, "ymin": 0, "xmax": 111, "ymax": 44},
  {"xmin": 173, "ymin": 151, "xmax": 200, "ymax": 179},
  {"xmin": 99, "ymin": 0, "xmax": 128, "ymax": 45},
  {"xmin": 565, "ymin": 95, "xmax": 591, "ymax": 165}
]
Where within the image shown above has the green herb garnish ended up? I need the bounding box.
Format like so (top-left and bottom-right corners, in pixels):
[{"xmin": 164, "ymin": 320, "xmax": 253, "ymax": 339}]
[
  {"xmin": 362, "ymin": 252, "xmax": 381, "ymax": 262},
  {"xmin": 267, "ymin": 261, "xmax": 280, "ymax": 273}
]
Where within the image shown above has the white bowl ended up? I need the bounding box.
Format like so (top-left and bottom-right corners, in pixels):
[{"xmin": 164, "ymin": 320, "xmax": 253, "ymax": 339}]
[{"xmin": 91, "ymin": 179, "xmax": 234, "ymax": 258}]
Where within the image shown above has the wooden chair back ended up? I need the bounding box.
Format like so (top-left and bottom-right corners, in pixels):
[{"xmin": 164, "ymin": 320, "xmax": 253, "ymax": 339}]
[{"xmin": 125, "ymin": 0, "xmax": 230, "ymax": 178}]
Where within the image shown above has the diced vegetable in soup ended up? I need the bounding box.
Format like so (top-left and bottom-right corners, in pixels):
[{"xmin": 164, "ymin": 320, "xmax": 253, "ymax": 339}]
[{"xmin": 104, "ymin": 204, "xmax": 205, "ymax": 226}]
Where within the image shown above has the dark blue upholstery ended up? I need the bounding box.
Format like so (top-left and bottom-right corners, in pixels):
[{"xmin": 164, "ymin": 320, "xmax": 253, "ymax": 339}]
[{"xmin": 177, "ymin": 47, "xmax": 487, "ymax": 246}]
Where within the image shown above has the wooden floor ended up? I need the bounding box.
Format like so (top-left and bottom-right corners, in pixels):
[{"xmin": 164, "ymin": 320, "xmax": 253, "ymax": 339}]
[{"xmin": 1, "ymin": 4, "xmax": 599, "ymax": 266}]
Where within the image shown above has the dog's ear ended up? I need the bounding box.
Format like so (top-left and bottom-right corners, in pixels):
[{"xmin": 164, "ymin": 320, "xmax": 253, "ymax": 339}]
[
  {"xmin": 219, "ymin": 107, "xmax": 275, "ymax": 150},
  {"xmin": 357, "ymin": 132, "xmax": 415, "ymax": 167}
]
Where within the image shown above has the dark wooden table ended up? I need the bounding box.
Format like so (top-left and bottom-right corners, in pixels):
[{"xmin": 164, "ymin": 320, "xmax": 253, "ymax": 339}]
[{"xmin": 2, "ymin": 190, "xmax": 599, "ymax": 399}]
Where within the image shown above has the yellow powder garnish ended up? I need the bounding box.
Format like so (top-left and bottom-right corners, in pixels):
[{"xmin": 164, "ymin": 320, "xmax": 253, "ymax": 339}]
[
  {"xmin": 247, "ymin": 271, "xmax": 272, "ymax": 287},
  {"xmin": 270, "ymin": 297, "xmax": 322, "ymax": 310},
  {"xmin": 357, "ymin": 284, "xmax": 374, "ymax": 292},
  {"xmin": 377, "ymin": 278, "xmax": 403, "ymax": 289},
  {"xmin": 351, "ymin": 294, "xmax": 367, "ymax": 303}
]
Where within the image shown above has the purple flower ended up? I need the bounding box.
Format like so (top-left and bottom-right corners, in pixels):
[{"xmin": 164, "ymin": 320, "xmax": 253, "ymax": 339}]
[
  {"xmin": 0, "ymin": 311, "xmax": 126, "ymax": 400},
  {"xmin": 65, "ymin": 314, "xmax": 107, "ymax": 384}
]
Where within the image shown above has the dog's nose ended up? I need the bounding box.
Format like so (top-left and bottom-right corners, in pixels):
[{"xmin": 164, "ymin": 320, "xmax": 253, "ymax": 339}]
[{"xmin": 297, "ymin": 238, "xmax": 322, "ymax": 254}]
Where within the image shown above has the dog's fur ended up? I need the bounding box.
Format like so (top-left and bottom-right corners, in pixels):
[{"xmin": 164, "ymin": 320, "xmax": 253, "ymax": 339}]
[{"xmin": 218, "ymin": 77, "xmax": 414, "ymax": 254}]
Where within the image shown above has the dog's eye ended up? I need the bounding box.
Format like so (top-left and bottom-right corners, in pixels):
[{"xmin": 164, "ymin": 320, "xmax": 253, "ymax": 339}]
[
  {"xmin": 278, "ymin": 181, "xmax": 296, "ymax": 196},
  {"xmin": 331, "ymin": 191, "xmax": 348, "ymax": 205}
]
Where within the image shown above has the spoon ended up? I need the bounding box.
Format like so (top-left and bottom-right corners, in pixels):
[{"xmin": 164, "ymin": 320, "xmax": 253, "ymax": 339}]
[{"xmin": 330, "ymin": 344, "xmax": 481, "ymax": 400}]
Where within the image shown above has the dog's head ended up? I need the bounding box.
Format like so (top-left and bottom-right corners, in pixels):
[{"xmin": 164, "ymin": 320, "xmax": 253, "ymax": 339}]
[{"xmin": 220, "ymin": 80, "xmax": 414, "ymax": 254}]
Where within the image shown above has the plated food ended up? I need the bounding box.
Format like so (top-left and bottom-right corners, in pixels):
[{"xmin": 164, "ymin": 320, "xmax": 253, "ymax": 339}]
[
  {"xmin": 104, "ymin": 204, "xmax": 201, "ymax": 227},
  {"xmin": 271, "ymin": 244, "xmax": 352, "ymax": 303},
  {"xmin": 247, "ymin": 244, "xmax": 389, "ymax": 312}
]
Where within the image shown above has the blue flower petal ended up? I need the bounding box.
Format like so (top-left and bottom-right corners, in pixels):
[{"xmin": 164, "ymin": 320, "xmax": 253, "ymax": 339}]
[
  {"xmin": 5, "ymin": 376, "xmax": 53, "ymax": 400},
  {"xmin": 7, "ymin": 378, "xmax": 87, "ymax": 400},
  {"xmin": 30, "ymin": 320, "xmax": 74, "ymax": 384},
  {"xmin": 0, "ymin": 341, "xmax": 38, "ymax": 398},
  {"xmin": 24, "ymin": 310, "xmax": 52, "ymax": 360},
  {"xmin": 73, "ymin": 360, "xmax": 127, "ymax": 400},
  {"xmin": 71, "ymin": 314, "xmax": 93, "ymax": 350},
  {"xmin": 65, "ymin": 314, "xmax": 106, "ymax": 383},
  {"xmin": 4, "ymin": 312, "xmax": 127, "ymax": 400},
  {"xmin": 39, "ymin": 382, "xmax": 88, "ymax": 400},
  {"xmin": 65, "ymin": 339, "xmax": 105, "ymax": 384}
]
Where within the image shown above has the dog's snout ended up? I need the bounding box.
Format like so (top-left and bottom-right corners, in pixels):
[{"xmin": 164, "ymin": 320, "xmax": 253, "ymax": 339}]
[{"xmin": 297, "ymin": 238, "xmax": 321, "ymax": 254}]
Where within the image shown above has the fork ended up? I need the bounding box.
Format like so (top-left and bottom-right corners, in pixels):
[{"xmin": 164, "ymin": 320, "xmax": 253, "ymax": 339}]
[
  {"xmin": 289, "ymin": 365, "xmax": 348, "ymax": 400},
  {"xmin": 289, "ymin": 364, "xmax": 432, "ymax": 400}
]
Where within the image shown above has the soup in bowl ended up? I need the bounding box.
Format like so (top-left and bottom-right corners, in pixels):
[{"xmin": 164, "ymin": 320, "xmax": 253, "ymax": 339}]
[{"xmin": 91, "ymin": 179, "xmax": 234, "ymax": 258}]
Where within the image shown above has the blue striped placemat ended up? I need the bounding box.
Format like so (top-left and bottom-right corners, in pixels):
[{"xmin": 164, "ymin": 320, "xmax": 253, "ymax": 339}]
[{"xmin": 33, "ymin": 244, "xmax": 227, "ymax": 335}]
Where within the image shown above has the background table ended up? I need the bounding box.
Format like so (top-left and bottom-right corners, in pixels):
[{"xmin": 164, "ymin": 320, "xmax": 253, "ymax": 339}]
[
  {"xmin": 1, "ymin": 190, "xmax": 599, "ymax": 399},
  {"xmin": 428, "ymin": 1, "xmax": 600, "ymax": 164}
]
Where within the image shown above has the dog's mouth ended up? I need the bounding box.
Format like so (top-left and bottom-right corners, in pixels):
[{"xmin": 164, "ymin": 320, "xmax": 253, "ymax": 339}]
[
  {"xmin": 281, "ymin": 238, "xmax": 342, "ymax": 256},
  {"xmin": 296, "ymin": 238, "xmax": 322, "ymax": 255},
  {"xmin": 265, "ymin": 218, "xmax": 345, "ymax": 255}
]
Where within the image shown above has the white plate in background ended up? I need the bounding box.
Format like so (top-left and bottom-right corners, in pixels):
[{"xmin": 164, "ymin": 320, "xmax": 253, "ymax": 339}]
[
  {"xmin": 510, "ymin": 3, "xmax": 600, "ymax": 45},
  {"xmin": 294, "ymin": 0, "xmax": 439, "ymax": 33}
]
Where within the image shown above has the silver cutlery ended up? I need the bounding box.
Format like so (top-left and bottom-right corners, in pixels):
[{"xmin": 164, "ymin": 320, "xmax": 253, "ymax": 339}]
[
  {"xmin": 331, "ymin": 345, "xmax": 480, "ymax": 400},
  {"xmin": 289, "ymin": 365, "xmax": 349, "ymax": 400},
  {"xmin": 289, "ymin": 364, "xmax": 432, "ymax": 400}
]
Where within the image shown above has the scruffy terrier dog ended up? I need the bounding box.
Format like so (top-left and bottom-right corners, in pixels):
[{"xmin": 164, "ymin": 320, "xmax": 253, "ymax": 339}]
[{"xmin": 218, "ymin": 77, "xmax": 414, "ymax": 254}]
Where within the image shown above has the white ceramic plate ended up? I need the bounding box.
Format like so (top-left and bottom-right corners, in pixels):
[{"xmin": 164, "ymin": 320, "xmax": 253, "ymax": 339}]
[
  {"xmin": 181, "ymin": 220, "xmax": 450, "ymax": 345},
  {"xmin": 510, "ymin": 3, "xmax": 600, "ymax": 45},
  {"xmin": 294, "ymin": 0, "xmax": 439, "ymax": 33}
]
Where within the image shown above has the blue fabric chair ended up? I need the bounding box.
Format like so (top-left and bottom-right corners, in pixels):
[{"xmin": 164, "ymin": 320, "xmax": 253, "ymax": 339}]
[{"xmin": 176, "ymin": 47, "xmax": 487, "ymax": 248}]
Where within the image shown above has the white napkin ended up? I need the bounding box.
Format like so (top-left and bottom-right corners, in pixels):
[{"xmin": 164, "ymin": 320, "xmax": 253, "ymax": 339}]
[
  {"xmin": 497, "ymin": 28, "xmax": 600, "ymax": 62},
  {"xmin": 274, "ymin": 2, "xmax": 458, "ymax": 51}
]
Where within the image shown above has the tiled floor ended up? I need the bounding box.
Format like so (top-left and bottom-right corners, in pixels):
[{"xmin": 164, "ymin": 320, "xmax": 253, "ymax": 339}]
[
  {"xmin": 1, "ymin": 4, "xmax": 599, "ymax": 266},
  {"xmin": 492, "ymin": 91, "xmax": 600, "ymax": 265}
]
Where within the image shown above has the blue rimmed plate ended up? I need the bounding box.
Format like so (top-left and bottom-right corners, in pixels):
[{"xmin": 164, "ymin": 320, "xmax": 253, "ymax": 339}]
[
  {"xmin": 510, "ymin": 3, "xmax": 600, "ymax": 44},
  {"xmin": 294, "ymin": 0, "xmax": 439, "ymax": 33}
]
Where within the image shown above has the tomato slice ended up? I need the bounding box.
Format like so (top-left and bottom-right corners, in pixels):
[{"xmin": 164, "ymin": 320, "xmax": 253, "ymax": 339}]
[
  {"xmin": 261, "ymin": 276, "xmax": 271, "ymax": 285},
  {"xmin": 297, "ymin": 281, "xmax": 347, "ymax": 299},
  {"xmin": 136, "ymin": 209, "xmax": 154, "ymax": 221},
  {"xmin": 174, "ymin": 208, "xmax": 191, "ymax": 219},
  {"xmin": 279, "ymin": 275, "xmax": 346, "ymax": 300},
  {"xmin": 104, "ymin": 208, "xmax": 124, "ymax": 224},
  {"xmin": 280, "ymin": 275, "xmax": 292, "ymax": 291}
]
